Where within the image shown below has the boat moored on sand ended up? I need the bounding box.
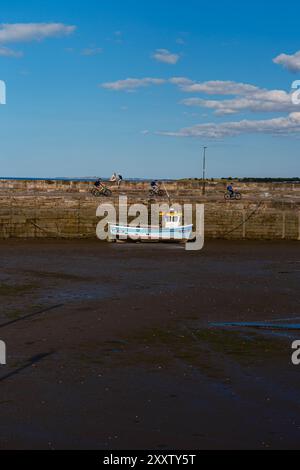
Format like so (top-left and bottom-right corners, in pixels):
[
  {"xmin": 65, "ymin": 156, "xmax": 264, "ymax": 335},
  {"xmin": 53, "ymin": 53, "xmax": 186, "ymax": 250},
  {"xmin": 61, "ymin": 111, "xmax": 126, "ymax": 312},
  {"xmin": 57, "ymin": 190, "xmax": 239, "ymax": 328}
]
[{"xmin": 109, "ymin": 209, "xmax": 193, "ymax": 242}]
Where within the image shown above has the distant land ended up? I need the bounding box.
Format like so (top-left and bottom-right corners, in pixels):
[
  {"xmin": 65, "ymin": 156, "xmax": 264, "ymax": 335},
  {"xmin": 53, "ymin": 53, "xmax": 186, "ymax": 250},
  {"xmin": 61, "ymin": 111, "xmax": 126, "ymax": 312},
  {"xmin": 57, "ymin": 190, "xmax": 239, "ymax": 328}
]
[
  {"xmin": 0, "ymin": 176, "xmax": 299, "ymax": 183},
  {"xmin": 0, "ymin": 176, "xmax": 153, "ymax": 182}
]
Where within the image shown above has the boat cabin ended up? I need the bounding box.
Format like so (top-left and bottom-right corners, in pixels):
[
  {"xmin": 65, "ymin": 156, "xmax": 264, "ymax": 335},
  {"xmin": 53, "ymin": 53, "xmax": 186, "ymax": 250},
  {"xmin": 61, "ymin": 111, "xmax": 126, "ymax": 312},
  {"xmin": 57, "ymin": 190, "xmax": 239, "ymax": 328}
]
[{"xmin": 161, "ymin": 210, "xmax": 183, "ymax": 229}]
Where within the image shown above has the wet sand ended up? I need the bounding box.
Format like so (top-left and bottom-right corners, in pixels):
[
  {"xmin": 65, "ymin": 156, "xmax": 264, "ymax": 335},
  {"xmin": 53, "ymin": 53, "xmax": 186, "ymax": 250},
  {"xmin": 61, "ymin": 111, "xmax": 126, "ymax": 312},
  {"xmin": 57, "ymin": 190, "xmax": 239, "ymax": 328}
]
[{"xmin": 0, "ymin": 239, "xmax": 299, "ymax": 450}]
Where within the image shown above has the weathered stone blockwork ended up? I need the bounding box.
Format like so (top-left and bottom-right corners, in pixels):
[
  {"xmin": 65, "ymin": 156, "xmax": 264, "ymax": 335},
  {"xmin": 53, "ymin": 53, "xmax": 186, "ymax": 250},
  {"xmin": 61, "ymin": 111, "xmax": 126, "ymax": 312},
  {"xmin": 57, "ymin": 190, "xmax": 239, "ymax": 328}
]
[{"xmin": 0, "ymin": 180, "xmax": 299, "ymax": 240}]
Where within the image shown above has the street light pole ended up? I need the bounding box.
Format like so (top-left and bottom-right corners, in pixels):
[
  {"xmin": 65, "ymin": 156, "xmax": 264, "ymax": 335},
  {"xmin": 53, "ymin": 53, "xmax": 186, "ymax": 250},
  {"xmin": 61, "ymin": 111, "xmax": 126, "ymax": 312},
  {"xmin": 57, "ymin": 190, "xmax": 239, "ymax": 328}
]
[{"xmin": 202, "ymin": 146, "xmax": 207, "ymax": 195}]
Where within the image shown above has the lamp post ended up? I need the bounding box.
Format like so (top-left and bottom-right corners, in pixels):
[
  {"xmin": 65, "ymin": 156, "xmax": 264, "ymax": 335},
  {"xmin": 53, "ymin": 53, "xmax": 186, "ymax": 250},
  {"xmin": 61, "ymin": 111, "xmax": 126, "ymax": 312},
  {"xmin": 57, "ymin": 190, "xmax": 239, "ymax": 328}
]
[{"xmin": 202, "ymin": 146, "xmax": 207, "ymax": 195}]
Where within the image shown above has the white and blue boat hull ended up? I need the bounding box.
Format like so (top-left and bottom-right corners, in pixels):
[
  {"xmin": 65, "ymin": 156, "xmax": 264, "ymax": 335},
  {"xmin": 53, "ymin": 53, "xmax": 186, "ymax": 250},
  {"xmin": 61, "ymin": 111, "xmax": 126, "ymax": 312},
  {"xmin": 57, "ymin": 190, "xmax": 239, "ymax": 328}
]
[{"xmin": 109, "ymin": 224, "xmax": 193, "ymax": 241}]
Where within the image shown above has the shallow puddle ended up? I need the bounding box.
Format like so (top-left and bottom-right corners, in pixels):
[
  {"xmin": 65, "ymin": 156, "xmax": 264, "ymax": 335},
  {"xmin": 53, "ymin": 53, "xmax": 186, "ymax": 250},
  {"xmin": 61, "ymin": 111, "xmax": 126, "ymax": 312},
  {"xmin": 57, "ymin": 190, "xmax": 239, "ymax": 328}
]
[{"xmin": 211, "ymin": 321, "xmax": 300, "ymax": 331}]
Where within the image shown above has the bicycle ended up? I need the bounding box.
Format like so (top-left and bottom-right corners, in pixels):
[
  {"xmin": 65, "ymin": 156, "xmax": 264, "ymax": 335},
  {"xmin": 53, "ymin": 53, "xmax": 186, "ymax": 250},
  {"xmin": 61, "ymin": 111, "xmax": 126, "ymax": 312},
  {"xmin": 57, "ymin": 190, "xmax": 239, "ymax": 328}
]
[
  {"xmin": 149, "ymin": 186, "xmax": 165, "ymax": 197},
  {"xmin": 224, "ymin": 191, "xmax": 242, "ymax": 201},
  {"xmin": 91, "ymin": 184, "xmax": 112, "ymax": 198}
]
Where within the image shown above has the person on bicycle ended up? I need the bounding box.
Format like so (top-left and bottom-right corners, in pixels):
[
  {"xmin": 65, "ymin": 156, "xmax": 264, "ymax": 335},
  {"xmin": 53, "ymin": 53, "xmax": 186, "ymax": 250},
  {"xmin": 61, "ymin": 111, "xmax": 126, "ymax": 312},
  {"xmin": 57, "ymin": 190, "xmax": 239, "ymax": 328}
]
[
  {"xmin": 151, "ymin": 180, "xmax": 159, "ymax": 191},
  {"xmin": 227, "ymin": 183, "xmax": 234, "ymax": 197},
  {"xmin": 117, "ymin": 174, "xmax": 123, "ymax": 188},
  {"xmin": 95, "ymin": 178, "xmax": 102, "ymax": 188}
]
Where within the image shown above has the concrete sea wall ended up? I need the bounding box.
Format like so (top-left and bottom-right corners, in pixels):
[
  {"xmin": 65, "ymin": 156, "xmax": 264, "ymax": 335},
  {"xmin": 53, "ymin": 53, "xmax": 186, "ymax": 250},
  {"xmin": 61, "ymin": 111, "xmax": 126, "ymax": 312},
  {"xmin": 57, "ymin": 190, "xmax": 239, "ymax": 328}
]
[{"xmin": 0, "ymin": 179, "xmax": 299, "ymax": 240}]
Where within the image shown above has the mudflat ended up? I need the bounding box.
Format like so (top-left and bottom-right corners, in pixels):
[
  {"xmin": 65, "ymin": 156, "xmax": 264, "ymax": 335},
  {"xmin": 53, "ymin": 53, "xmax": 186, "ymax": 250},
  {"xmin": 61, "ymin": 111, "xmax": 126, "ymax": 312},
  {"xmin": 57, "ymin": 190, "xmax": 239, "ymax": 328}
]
[{"xmin": 0, "ymin": 239, "xmax": 299, "ymax": 450}]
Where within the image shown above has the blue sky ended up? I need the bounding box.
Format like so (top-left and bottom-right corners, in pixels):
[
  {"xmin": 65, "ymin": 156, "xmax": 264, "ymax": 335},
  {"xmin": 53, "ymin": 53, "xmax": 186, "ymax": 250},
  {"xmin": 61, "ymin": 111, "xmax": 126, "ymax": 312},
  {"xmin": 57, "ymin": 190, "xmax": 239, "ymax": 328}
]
[{"xmin": 0, "ymin": 0, "xmax": 300, "ymax": 178}]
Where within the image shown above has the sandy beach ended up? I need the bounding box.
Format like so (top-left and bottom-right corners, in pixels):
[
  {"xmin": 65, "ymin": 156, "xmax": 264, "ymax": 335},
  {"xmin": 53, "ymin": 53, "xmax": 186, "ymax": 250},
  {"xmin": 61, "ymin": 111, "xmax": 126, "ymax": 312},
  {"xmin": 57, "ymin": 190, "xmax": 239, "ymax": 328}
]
[{"xmin": 0, "ymin": 239, "xmax": 299, "ymax": 449}]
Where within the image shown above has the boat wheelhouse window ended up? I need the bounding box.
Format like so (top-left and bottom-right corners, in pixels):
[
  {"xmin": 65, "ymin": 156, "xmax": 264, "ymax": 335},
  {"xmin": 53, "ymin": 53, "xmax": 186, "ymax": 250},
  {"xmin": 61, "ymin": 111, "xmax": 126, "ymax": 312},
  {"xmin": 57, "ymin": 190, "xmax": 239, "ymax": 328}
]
[{"xmin": 164, "ymin": 215, "xmax": 180, "ymax": 223}]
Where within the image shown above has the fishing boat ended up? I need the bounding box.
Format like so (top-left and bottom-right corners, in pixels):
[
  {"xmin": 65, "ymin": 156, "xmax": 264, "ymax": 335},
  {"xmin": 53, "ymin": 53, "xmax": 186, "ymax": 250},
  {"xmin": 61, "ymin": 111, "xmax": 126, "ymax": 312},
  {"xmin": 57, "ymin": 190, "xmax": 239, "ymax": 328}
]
[{"xmin": 108, "ymin": 209, "xmax": 193, "ymax": 242}]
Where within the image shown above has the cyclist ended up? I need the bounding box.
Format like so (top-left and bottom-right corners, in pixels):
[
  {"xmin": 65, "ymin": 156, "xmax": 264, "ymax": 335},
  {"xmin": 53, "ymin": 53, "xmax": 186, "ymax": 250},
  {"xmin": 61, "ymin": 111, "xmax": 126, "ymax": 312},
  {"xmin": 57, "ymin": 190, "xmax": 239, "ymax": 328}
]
[
  {"xmin": 94, "ymin": 178, "xmax": 102, "ymax": 188},
  {"xmin": 117, "ymin": 174, "xmax": 123, "ymax": 188},
  {"xmin": 150, "ymin": 180, "xmax": 159, "ymax": 192},
  {"xmin": 227, "ymin": 183, "xmax": 234, "ymax": 197}
]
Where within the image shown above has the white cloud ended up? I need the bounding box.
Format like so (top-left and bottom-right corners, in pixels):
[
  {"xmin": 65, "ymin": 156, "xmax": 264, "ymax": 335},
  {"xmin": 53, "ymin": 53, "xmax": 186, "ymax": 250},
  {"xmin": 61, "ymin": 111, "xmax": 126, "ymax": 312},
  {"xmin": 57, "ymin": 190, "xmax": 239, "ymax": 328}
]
[
  {"xmin": 171, "ymin": 79, "xmax": 297, "ymax": 115},
  {"xmin": 101, "ymin": 78, "xmax": 166, "ymax": 91},
  {"xmin": 152, "ymin": 49, "xmax": 180, "ymax": 65},
  {"xmin": 174, "ymin": 79, "xmax": 258, "ymax": 95},
  {"xmin": 273, "ymin": 50, "xmax": 300, "ymax": 72},
  {"xmin": 182, "ymin": 89, "xmax": 295, "ymax": 115},
  {"xmin": 0, "ymin": 23, "xmax": 76, "ymax": 43},
  {"xmin": 0, "ymin": 46, "xmax": 22, "ymax": 57},
  {"xmin": 169, "ymin": 77, "xmax": 193, "ymax": 87},
  {"xmin": 101, "ymin": 76, "xmax": 298, "ymax": 116},
  {"xmin": 101, "ymin": 77, "xmax": 261, "ymax": 96},
  {"xmin": 158, "ymin": 112, "xmax": 300, "ymax": 139},
  {"xmin": 81, "ymin": 47, "xmax": 102, "ymax": 56}
]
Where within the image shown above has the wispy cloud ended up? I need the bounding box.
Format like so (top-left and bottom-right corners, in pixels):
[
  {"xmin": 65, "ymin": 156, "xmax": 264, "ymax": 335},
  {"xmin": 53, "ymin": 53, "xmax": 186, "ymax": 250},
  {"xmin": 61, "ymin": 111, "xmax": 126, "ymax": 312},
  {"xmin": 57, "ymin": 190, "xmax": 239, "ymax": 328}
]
[
  {"xmin": 112, "ymin": 31, "xmax": 124, "ymax": 44},
  {"xmin": 81, "ymin": 47, "xmax": 102, "ymax": 56},
  {"xmin": 158, "ymin": 112, "xmax": 300, "ymax": 139},
  {"xmin": 102, "ymin": 76, "xmax": 261, "ymax": 95},
  {"xmin": 101, "ymin": 77, "xmax": 295, "ymax": 115},
  {"xmin": 273, "ymin": 50, "xmax": 300, "ymax": 72},
  {"xmin": 168, "ymin": 78, "xmax": 296, "ymax": 115},
  {"xmin": 172, "ymin": 79, "xmax": 258, "ymax": 95},
  {"xmin": 0, "ymin": 23, "xmax": 76, "ymax": 43},
  {"xmin": 0, "ymin": 46, "xmax": 22, "ymax": 57},
  {"xmin": 152, "ymin": 49, "xmax": 180, "ymax": 65},
  {"xmin": 101, "ymin": 78, "xmax": 166, "ymax": 91},
  {"xmin": 169, "ymin": 77, "xmax": 193, "ymax": 87},
  {"xmin": 181, "ymin": 88, "xmax": 295, "ymax": 115},
  {"xmin": 0, "ymin": 23, "xmax": 76, "ymax": 58}
]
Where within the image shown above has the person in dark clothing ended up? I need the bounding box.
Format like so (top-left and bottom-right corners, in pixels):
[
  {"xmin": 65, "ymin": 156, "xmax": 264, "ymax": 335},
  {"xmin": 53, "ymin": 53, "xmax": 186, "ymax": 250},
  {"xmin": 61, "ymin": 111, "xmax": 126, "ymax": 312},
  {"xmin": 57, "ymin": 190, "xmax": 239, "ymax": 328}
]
[
  {"xmin": 227, "ymin": 184, "xmax": 234, "ymax": 197},
  {"xmin": 117, "ymin": 174, "xmax": 123, "ymax": 188}
]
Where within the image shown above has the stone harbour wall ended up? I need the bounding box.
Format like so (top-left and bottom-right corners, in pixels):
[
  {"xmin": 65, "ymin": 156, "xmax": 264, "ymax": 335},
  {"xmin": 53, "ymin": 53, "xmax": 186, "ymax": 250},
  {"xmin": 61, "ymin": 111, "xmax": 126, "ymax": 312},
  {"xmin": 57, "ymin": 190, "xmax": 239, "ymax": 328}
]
[{"xmin": 0, "ymin": 179, "xmax": 299, "ymax": 240}]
